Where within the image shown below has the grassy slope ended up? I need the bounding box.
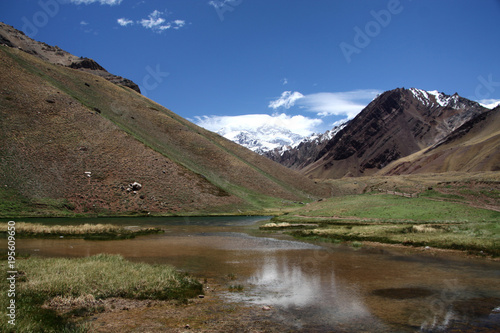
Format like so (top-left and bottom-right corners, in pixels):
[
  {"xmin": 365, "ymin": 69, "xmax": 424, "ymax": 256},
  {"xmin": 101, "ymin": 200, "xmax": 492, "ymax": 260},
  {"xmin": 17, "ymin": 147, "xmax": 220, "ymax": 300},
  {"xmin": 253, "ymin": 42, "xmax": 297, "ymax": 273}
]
[
  {"xmin": 274, "ymin": 193, "xmax": 499, "ymax": 224},
  {"xmin": 0, "ymin": 46, "xmax": 327, "ymax": 216},
  {"xmin": 271, "ymin": 175, "xmax": 500, "ymax": 255}
]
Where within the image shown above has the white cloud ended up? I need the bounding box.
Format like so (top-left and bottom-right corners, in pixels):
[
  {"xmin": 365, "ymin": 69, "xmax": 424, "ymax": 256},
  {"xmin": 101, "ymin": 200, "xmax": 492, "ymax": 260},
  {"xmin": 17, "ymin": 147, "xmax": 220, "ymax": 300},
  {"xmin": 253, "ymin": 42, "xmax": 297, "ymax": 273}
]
[
  {"xmin": 282, "ymin": 78, "xmax": 288, "ymax": 85},
  {"xmin": 172, "ymin": 20, "xmax": 186, "ymax": 30},
  {"xmin": 117, "ymin": 18, "xmax": 134, "ymax": 26},
  {"xmin": 140, "ymin": 10, "xmax": 166, "ymax": 29},
  {"xmin": 194, "ymin": 113, "xmax": 323, "ymax": 137},
  {"xmin": 137, "ymin": 10, "xmax": 186, "ymax": 32},
  {"xmin": 268, "ymin": 91, "xmax": 305, "ymax": 110},
  {"xmin": 479, "ymin": 99, "xmax": 500, "ymax": 109},
  {"xmin": 80, "ymin": 21, "xmax": 89, "ymax": 25},
  {"xmin": 68, "ymin": 0, "xmax": 123, "ymax": 5},
  {"xmin": 194, "ymin": 89, "xmax": 381, "ymax": 142},
  {"xmin": 300, "ymin": 90, "xmax": 380, "ymax": 118},
  {"xmin": 270, "ymin": 89, "xmax": 381, "ymax": 119}
]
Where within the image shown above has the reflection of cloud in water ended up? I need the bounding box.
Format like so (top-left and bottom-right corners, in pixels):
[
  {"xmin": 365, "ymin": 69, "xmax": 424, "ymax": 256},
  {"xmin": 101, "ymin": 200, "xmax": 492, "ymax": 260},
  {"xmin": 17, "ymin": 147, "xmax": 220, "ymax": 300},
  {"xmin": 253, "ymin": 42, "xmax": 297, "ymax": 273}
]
[{"xmin": 245, "ymin": 256, "xmax": 373, "ymax": 324}]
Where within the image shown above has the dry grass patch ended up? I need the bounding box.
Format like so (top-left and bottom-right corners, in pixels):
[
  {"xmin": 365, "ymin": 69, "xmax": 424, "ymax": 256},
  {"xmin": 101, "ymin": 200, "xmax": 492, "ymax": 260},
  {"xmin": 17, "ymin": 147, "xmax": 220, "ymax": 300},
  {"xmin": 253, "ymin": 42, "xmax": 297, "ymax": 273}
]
[
  {"xmin": 0, "ymin": 222, "xmax": 163, "ymax": 240},
  {"xmin": 8, "ymin": 222, "xmax": 121, "ymax": 234}
]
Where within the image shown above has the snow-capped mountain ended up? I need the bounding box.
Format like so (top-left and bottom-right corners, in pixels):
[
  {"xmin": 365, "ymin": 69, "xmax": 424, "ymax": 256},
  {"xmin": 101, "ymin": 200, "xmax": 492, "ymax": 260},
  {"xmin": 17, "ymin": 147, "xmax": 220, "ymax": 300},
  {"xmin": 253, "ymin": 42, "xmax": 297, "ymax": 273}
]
[
  {"xmin": 217, "ymin": 124, "xmax": 305, "ymax": 153},
  {"xmin": 409, "ymin": 88, "xmax": 470, "ymax": 110},
  {"xmin": 216, "ymin": 88, "xmax": 490, "ymax": 174},
  {"xmin": 262, "ymin": 120, "xmax": 349, "ymax": 169},
  {"xmin": 300, "ymin": 87, "xmax": 488, "ymax": 178},
  {"xmin": 216, "ymin": 119, "xmax": 349, "ymax": 157},
  {"xmin": 262, "ymin": 87, "xmax": 489, "ymax": 175}
]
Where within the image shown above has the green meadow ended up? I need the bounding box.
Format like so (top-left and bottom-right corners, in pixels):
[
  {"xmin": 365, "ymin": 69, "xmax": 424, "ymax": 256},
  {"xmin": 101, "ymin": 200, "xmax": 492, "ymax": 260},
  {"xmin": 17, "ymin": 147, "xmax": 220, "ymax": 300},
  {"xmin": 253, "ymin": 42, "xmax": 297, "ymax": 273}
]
[{"xmin": 268, "ymin": 192, "xmax": 500, "ymax": 256}]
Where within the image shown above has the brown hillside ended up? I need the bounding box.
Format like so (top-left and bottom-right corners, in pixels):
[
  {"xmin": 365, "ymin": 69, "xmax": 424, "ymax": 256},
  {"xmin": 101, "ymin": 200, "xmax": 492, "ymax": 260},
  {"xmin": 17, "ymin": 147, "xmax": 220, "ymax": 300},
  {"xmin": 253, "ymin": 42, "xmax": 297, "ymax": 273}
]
[
  {"xmin": 302, "ymin": 88, "xmax": 487, "ymax": 179},
  {"xmin": 0, "ymin": 46, "xmax": 326, "ymax": 216},
  {"xmin": 381, "ymin": 106, "xmax": 500, "ymax": 175}
]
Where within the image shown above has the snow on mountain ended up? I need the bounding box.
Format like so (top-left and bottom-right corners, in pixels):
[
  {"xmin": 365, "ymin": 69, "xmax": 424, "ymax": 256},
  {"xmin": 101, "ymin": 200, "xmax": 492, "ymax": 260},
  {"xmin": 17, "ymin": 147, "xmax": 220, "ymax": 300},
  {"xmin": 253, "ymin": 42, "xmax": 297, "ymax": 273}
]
[
  {"xmin": 217, "ymin": 125, "xmax": 305, "ymax": 153},
  {"xmin": 217, "ymin": 119, "xmax": 350, "ymax": 155},
  {"xmin": 409, "ymin": 88, "xmax": 468, "ymax": 109},
  {"xmin": 479, "ymin": 99, "xmax": 500, "ymax": 109},
  {"xmin": 218, "ymin": 88, "xmax": 485, "ymax": 157},
  {"xmin": 307, "ymin": 120, "xmax": 348, "ymax": 143}
]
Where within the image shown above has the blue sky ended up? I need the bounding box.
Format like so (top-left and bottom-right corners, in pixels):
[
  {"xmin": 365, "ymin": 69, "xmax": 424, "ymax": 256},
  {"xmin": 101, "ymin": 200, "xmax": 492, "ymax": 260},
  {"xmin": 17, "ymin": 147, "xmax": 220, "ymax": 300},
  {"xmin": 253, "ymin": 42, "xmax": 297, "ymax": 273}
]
[{"xmin": 1, "ymin": 0, "xmax": 500, "ymax": 135}]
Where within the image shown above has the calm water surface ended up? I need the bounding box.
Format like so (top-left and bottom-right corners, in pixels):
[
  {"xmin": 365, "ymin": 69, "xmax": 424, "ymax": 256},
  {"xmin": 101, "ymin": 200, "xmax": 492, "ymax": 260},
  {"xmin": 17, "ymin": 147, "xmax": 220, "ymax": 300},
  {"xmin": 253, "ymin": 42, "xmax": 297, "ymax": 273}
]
[{"xmin": 3, "ymin": 216, "xmax": 500, "ymax": 332}]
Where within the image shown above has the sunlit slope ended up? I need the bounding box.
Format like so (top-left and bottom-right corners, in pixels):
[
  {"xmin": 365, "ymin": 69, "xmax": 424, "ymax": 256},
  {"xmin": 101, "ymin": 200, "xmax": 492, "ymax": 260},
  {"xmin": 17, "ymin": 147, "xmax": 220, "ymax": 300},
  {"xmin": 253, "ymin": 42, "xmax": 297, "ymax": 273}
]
[
  {"xmin": 381, "ymin": 106, "xmax": 500, "ymax": 175},
  {"xmin": 0, "ymin": 46, "xmax": 326, "ymax": 216}
]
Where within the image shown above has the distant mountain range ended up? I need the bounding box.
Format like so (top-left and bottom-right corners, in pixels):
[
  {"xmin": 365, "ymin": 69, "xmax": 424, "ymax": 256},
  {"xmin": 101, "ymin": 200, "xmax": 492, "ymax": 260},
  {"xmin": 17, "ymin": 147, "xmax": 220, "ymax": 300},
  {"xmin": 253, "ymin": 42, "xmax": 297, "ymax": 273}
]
[
  {"xmin": 217, "ymin": 87, "xmax": 495, "ymax": 179},
  {"xmin": 215, "ymin": 86, "xmax": 497, "ymax": 179},
  {"xmin": 216, "ymin": 124, "xmax": 305, "ymax": 154},
  {"xmin": 262, "ymin": 122, "xmax": 348, "ymax": 170}
]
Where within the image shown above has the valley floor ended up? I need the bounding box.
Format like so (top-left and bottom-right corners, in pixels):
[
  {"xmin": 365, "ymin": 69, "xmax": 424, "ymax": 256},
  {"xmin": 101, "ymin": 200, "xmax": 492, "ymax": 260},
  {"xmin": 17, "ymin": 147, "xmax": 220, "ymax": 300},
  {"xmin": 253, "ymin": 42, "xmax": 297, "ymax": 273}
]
[
  {"xmin": 266, "ymin": 172, "xmax": 500, "ymax": 257},
  {"xmin": 1, "ymin": 172, "xmax": 498, "ymax": 332}
]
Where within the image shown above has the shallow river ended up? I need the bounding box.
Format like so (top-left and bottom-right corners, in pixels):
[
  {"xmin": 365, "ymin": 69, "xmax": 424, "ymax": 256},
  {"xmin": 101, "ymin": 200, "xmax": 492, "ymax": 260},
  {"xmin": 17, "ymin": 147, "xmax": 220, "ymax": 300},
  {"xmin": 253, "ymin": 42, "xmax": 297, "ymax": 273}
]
[{"xmin": 3, "ymin": 216, "xmax": 500, "ymax": 332}]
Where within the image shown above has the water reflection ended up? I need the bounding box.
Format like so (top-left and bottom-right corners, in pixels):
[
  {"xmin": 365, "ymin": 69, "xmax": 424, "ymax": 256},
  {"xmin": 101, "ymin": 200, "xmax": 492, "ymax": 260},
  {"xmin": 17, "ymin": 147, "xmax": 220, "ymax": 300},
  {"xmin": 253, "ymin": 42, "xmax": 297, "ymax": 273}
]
[
  {"xmin": 228, "ymin": 254, "xmax": 389, "ymax": 331},
  {"xmin": 2, "ymin": 216, "xmax": 500, "ymax": 332}
]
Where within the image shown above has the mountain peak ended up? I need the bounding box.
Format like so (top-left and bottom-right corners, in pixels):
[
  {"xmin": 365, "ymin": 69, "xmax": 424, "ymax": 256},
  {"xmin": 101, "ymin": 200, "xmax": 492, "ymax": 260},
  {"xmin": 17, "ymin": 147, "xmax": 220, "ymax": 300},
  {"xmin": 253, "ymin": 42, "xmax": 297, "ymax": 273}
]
[
  {"xmin": 217, "ymin": 125, "xmax": 305, "ymax": 153},
  {"xmin": 297, "ymin": 88, "xmax": 489, "ymax": 178},
  {"xmin": 407, "ymin": 87, "xmax": 480, "ymax": 110}
]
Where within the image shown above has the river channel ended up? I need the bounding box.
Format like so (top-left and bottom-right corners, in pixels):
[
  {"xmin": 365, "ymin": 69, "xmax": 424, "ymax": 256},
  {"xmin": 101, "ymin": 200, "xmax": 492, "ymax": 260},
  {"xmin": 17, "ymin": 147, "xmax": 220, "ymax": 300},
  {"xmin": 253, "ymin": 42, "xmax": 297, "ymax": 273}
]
[{"xmin": 3, "ymin": 216, "xmax": 500, "ymax": 332}]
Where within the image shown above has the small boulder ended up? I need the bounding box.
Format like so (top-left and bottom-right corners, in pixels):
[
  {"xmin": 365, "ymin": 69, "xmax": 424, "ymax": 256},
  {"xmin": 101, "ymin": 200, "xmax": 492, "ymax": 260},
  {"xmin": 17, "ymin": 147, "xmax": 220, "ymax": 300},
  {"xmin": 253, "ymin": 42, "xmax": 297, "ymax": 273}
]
[{"xmin": 128, "ymin": 182, "xmax": 142, "ymax": 192}]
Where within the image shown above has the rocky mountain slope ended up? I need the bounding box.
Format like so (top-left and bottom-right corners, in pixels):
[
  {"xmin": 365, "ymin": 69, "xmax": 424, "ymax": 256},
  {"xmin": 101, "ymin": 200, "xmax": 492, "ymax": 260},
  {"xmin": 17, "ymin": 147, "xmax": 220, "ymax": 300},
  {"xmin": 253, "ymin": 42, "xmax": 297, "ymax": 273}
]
[
  {"xmin": 0, "ymin": 43, "xmax": 327, "ymax": 216},
  {"xmin": 381, "ymin": 105, "xmax": 500, "ymax": 175},
  {"xmin": 0, "ymin": 22, "xmax": 140, "ymax": 93},
  {"xmin": 263, "ymin": 122, "xmax": 348, "ymax": 170},
  {"xmin": 300, "ymin": 88, "xmax": 488, "ymax": 179}
]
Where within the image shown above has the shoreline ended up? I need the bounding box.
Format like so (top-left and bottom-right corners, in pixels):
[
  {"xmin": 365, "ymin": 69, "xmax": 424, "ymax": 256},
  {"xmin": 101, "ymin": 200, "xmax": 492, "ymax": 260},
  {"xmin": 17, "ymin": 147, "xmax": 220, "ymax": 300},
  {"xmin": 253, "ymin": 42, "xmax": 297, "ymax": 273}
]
[{"xmin": 76, "ymin": 277, "xmax": 288, "ymax": 333}]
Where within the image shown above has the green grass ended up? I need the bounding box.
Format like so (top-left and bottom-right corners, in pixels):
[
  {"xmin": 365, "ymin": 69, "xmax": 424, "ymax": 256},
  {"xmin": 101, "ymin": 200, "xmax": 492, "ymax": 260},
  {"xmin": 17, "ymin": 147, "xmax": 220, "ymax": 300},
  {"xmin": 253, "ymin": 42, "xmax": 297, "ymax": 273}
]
[
  {"xmin": 0, "ymin": 188, "xmax": 79, "ymax": 218},
  {"xmin": 291, "ymin": 222, "xmax": 500, "ymax": 256},
  {"xmin": 288, "ymin": 194, "xmax": 500, "ymax": 223},
  {"xmin": 272, "ymin": 193, "xmax": 500, "ymax": 256},
  {"xmin": 0, "ymin": 188, "xmax": 33, "ymax": 216},
  {"xmin": 0, "ymin": 254, "xmax": 203, "ymax": 333},
  {"xmin": 420, "ymin": 189, "xmax": 465, "ymax": 201}
]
